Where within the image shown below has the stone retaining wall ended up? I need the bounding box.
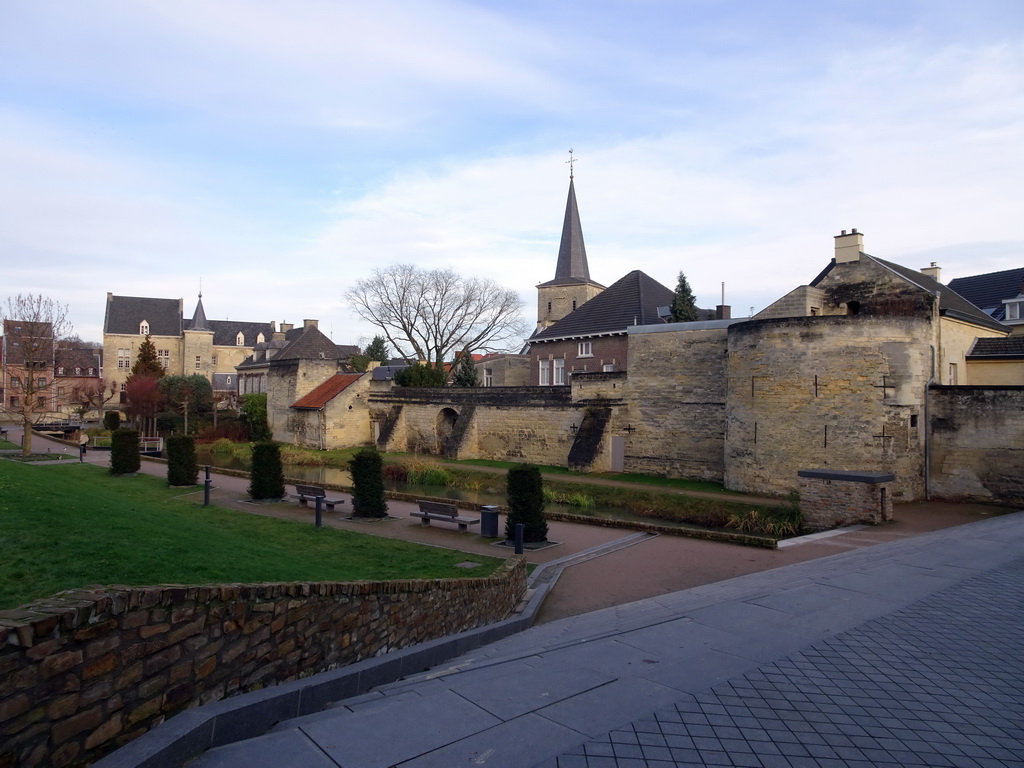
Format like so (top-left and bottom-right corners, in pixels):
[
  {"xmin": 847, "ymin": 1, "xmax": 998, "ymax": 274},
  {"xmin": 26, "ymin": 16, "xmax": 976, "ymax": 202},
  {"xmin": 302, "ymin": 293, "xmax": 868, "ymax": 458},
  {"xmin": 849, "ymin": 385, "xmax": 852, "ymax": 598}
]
[
  {"xmin": 797, "ymin": 469, "xmax": 894, "ymax": 531},
  {"xmin": 0, "ymin": 558, "xmax": 526, "ymax": 768}
]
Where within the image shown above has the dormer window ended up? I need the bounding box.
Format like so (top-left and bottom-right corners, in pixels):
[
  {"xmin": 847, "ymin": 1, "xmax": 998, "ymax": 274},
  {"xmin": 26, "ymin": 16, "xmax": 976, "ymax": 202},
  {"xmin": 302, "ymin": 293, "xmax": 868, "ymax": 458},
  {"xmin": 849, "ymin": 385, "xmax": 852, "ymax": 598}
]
[
  {"xmin": 140, "ymin": 320, "xmax": 149, "ymax": 335},
  {"xmin": 256, "ymin": 332, "xmax": 265, "ymax": 344},
  {"xmin": 1005, "ymin": 301, "xmax": 1021, "ymax": 322},
  {"xmin": 236, "ymin": 332, "xmax": 245, "ymax": 346}
]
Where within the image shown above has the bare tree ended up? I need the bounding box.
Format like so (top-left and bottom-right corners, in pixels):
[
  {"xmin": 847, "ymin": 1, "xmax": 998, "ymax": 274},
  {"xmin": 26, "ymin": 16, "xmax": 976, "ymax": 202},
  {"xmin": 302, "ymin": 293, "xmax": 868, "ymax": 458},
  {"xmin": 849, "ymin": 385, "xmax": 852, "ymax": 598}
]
[
  {"xmin": 345, "ymin": 265, "xmax": 528, "ymax": 369},
  {"xmin": 1, "ymin": 294, "xmax": 72, "ymax": 455}
]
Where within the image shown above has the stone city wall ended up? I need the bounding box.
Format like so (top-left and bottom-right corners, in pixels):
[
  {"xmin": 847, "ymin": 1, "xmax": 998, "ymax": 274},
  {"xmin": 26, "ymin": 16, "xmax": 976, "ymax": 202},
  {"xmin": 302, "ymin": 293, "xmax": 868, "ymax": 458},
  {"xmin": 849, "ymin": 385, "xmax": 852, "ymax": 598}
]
[
  {"xmin": 928, "ymin": 385, "xmax": 1024, "ymax": 505},
  {"xmin": 0, "ymin": 558, "xmax": 525, "ymax": 768},
  {"xmin": 725, "ymin": 315, "xmax": 933, "ymax": 500},
  {"xmin": 624, "ymin": 326, "xmax": 731, "ymax": 480}
]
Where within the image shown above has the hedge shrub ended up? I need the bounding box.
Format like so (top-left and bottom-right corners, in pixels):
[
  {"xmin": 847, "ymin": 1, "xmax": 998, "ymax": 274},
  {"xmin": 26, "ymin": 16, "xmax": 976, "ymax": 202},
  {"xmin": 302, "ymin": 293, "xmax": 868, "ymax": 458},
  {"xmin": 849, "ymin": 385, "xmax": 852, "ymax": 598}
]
[
  {"xmin": 505, "ymin": 463, "xmax": 548, "ymax": 542},
  {"xmin": 166, "ymin": 435, "xmax": 198, "ymax": 486},
  {"xmin": 248, "ymin": 442, "xmax": 285, "ymax": 500},
  {"xmin": 110, "ymin": 429, "xmax": 140, "ymax": 475},
  {"xmin": 350, "ymin": 447, "xmax": 388, "ymax": 518}
]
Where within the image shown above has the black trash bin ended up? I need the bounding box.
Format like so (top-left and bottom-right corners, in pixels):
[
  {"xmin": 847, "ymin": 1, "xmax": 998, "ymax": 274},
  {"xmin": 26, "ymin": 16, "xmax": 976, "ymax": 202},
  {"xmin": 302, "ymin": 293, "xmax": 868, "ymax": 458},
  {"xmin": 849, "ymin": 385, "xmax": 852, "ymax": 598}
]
[{"xmin": 480, "ymin": 505, "xmax": 499, "ymax": 538}]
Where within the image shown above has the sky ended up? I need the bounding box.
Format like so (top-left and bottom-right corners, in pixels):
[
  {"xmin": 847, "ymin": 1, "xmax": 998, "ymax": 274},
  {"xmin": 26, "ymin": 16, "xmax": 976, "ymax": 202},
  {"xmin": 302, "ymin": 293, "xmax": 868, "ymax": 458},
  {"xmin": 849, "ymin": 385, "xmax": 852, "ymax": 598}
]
[{"xmin": 2, "ymin": 0, "xmax": 1023, "ymax": 348}]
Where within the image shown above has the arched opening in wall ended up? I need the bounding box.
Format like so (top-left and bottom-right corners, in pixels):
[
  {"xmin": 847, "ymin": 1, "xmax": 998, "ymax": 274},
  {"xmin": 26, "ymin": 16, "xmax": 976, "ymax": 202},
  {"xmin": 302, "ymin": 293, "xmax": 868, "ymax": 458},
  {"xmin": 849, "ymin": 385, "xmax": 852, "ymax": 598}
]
[
  {"xmin": 435, "ymin": 408, "xmax": 459, "ymax": 456},
  {"xmin": 846, "ymin": 300, "xmax": 861, "ymax": 316}
]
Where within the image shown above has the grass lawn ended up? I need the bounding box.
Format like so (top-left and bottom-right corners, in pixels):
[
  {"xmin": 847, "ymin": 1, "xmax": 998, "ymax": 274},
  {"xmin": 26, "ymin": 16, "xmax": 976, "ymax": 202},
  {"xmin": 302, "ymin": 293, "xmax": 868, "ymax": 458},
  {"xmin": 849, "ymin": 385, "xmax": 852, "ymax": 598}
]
[{"xmin": 0, "ymin": 460, "xmax": 504, "ymax": 611}]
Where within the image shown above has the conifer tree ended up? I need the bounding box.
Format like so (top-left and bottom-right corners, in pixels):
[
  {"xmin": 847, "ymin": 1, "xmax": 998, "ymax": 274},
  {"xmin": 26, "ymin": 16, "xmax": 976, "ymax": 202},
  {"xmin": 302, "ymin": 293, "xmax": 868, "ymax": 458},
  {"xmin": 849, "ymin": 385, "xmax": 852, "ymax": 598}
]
[
  {"xmin": 130, "ymin": 336, "xmax": 165, "ymax": 379},
  {"xmin": 451, "ymin": 351, "xmax": 479, "ymax": 387},
  {"xmin": 669, "ymin": 271, "xmax": 699, "ymax": 322}
]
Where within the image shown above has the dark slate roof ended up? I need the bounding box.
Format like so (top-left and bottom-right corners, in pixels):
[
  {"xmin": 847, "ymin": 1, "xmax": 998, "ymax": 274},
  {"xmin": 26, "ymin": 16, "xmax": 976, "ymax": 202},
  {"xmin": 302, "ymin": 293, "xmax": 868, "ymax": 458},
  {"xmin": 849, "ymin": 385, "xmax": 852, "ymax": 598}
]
[
  {"xmin": 104, "ymin": 295, "xmax": 182, "ymax": 336},
  {"xmin": 967, "ymin": 336, "xmax": 1024, "ymax": 359},
  {"xmin": 531, "ymin": 270, "xmax": 674, "ymax": 341},
  {"xmin": 811, "ymin": 257, "xmax": 1009, "ymax": 334},
  {"xmin": 271, "ymin": 326, "xmax": 358, "ymax": 362},
  {"xmin": 189, "ymin": 296, "xmax": 211, "ymax": 331},
  {"xmin": 537, "ymin": 179, "xmax": 604, "ymax": 290},
  {"xmin": 206, "ymin": 320, "xmax": 276, "ymax": 347},
  {"xmin": 56, "ymin": 348, "xmax": 102, "ymax": 376},
  {"xmin": 948, "ymin": 267, "xmax": 1024, "ymax": 322},
  {"xmin": 292, "ymin": 374, "xmax": 363, "ymax": 409},
  {"xmin": 872, "ymin": 256, "xmax": 1009, "ymax": 333}
]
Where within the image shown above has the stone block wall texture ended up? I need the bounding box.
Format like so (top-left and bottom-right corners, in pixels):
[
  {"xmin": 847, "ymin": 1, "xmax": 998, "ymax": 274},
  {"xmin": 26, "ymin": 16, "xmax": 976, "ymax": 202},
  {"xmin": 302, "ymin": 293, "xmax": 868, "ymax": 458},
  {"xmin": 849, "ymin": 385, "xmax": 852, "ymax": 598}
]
[
  {"xmin": 798, "ymin": 476, "xmax": 894, "ymax": 531},
  {"xmin": 725, "ymin": 315, "xmax": 933, "ymax": 500},
  {"xmin": 284, "ymin": 375, "xmax": 372, "ymax": 450},
  {"xmin": 0, "ymin": 558, "xmax": 525, "ymax": 768},
  {"xmin": 370, "ymin": 387, "xmax": 623, "ymax": 469},
  {"xmin": 928, "ymin": 386, "xmax": 1024, "ymax": 504},
  {"xmin": 624, "ymin": 327, "xmax": 730, "ymax": 480},
  {"xmin": 268, "ymin": 358, "xmax": 339, "ymax": 443}
]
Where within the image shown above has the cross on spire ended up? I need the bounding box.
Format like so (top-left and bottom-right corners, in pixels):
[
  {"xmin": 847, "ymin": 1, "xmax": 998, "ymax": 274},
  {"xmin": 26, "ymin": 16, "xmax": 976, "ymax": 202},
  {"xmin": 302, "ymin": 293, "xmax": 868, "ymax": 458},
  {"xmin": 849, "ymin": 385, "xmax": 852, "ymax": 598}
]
[{"xmin": 566, "ymin": 148, "xmax": 576, "ymax": 179}]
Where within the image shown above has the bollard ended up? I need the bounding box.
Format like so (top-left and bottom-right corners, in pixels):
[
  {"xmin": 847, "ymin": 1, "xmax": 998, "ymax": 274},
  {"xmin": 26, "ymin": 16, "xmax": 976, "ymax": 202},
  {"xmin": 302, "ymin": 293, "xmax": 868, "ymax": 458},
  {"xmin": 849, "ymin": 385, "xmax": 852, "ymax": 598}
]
[
  {"xmin": 203, "ymin": 465, "xmax": 211, "ymax": 506},
  {"xmin": 315, "ymin": 496, "xmax": 323, "ymax": 529},
  {"xmin": 514, "ymin": 522, "xmax": 524, "ymax": 555}
]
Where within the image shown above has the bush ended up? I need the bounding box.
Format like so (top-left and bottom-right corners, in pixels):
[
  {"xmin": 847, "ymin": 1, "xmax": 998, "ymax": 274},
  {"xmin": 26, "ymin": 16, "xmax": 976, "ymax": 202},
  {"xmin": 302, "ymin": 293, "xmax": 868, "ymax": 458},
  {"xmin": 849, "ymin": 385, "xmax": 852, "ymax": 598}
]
[
  {"xmin": 505, "ymin": 464, "xmax": 548, "ymax": 543},
  {"xmin": 240, "ymin": 393, "xmax": 272, "ymax": 441},
  {"xmin": 248, "ymin": 442, "xmax": 285, "ymax": 500},
  {"xmin": 406, "ymin": 464, "xmax": 453, "ymax": 487},
  {"xmin": 383, "ymin": 463, "xmax": 409, "ymax": 483},
  {"xmin": 393, "ymin": 364, "xmax": 447, "ymax": 387},
  {"xmin": 350, "ymin": 447, "xmax": 388, "ymax": 518},
  {"xmin": 103, "ymin": 411, "xmax": 121, "ymax": 431},
  {"xmin": 166, "ymin": 435, "xmax": 198, "ymax": 486},
  {"xmin": 110, "ymin": 429, "xmax": 140, "ymax": 475}
]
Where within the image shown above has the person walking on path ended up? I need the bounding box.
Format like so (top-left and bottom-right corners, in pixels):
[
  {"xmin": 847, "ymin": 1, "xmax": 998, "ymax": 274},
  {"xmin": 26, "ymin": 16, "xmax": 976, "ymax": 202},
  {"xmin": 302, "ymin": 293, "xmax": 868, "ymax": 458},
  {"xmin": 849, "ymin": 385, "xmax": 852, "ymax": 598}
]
[{"xmin": 78, "ymin": 432, "xmax": 88, "ymax": 462}]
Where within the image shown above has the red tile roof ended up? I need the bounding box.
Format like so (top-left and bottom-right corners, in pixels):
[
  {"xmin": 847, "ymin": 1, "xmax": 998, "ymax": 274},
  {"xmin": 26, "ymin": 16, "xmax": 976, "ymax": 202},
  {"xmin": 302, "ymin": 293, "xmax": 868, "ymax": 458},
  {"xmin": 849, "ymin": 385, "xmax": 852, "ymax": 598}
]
[{"xmin": 291, "ymin": 374, "xmax": 363, "ymax": 409}]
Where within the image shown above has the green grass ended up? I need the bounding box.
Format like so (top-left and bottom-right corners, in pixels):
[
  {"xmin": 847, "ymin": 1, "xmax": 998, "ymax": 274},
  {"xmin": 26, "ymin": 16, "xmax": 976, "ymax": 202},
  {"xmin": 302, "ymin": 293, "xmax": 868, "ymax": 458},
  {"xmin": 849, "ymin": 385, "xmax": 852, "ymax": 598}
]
[
  {"xmin": 0, "ymin": 439, "xmax": 21, "ymax": 450},
  {"xmin": 0, "ymin": 461, "xmax": 503, "ymax": 611}
]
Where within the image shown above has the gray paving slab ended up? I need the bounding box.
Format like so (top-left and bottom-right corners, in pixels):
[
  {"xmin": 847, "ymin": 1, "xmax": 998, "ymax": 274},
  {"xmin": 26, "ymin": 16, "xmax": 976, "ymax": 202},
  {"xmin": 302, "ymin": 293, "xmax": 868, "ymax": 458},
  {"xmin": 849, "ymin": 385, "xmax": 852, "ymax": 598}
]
[{"xmin": 183, "ymin": 513, "xmax": 1024, "ymax": 768}]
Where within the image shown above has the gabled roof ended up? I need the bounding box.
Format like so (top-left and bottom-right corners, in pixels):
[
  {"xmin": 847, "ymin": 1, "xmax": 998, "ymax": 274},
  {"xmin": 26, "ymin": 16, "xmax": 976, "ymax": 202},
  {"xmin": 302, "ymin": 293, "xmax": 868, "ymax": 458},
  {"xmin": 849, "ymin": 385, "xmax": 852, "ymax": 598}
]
[
  {"xmin": 531, "ymin": 270, "xmax": 673, "ymax": 341},
  {"xmin": 292, "ymin": 373, "xmax": 363, "ymax": 409},
  {"xmin": 967, "ymin": 336, "xmax": 1024, "ymax": 359},
  {"xmin": 948, "ymin": 267, "xmax": 1024, "ymax": 322},
  {"xmin": 811, "ymin": 256, "xmax": 1009, "ymax": 334},
  {"xmin": 270, "ymin": 325, "xmax": 359, "ymax": 363},
  {"xmin": 104, "ymin": 295, "xmax": 182, "ymax": 336}
]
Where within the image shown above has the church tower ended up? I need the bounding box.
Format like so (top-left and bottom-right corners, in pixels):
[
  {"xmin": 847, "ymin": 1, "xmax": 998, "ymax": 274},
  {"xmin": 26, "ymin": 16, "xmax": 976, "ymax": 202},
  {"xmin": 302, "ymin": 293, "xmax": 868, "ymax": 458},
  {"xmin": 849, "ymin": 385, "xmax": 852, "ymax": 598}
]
[{"xmin": 536, "ymin": 155, "xmax": 605, "ymax": 330}]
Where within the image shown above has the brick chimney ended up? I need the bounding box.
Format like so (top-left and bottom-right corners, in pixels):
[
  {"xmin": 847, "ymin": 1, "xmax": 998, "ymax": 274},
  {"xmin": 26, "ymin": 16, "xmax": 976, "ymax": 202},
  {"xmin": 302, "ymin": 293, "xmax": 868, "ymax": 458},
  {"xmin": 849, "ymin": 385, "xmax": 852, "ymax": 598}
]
[
  {"xmin": 920, "ymin": 262, "xmax": 941, "ymax": 282},
  {"xmin": 716, "ymin": 305, "xmax": 731, "ymax": 320},
  {"xmin": 303, "ymin": 319, "xmax": 318, "ymax": 330},
  {"xmin": 834, "ymin": 229, "xmax": 864, "ymax": 264}
]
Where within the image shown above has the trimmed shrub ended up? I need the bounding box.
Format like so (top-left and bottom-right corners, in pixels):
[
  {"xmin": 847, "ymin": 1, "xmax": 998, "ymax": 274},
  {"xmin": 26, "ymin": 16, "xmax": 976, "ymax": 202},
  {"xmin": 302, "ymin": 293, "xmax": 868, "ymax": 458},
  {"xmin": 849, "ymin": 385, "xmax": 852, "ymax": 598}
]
[
  {"xmin": 103, "ymin": 411, "xmax": 121, "ymax": 431},
  {"xmin": 350, "ymin": 447, "xmax": 388, "ymax": 518},
  {"xmin": 166, "ymin": 435, "xmax": 198, "ymax": 486},
  {"xmin": 110, "ymin": 429, "xmax": 141, "ymax": 475},
  {"xmin": 248, "ymin": 442, "xmax": 285, "ymax": 500},
  {"xmin": 505, "ymin": 464, "xmax": 548, "ymax": 543}
]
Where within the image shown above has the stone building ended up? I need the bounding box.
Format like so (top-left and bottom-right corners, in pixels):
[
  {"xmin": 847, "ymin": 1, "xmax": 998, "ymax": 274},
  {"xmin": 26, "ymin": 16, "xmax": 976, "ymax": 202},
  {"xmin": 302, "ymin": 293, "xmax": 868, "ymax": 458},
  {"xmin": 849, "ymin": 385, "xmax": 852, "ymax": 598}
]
[{"xmin": 101, "ymin": 293, "xmax": 274, "ymax": 406}]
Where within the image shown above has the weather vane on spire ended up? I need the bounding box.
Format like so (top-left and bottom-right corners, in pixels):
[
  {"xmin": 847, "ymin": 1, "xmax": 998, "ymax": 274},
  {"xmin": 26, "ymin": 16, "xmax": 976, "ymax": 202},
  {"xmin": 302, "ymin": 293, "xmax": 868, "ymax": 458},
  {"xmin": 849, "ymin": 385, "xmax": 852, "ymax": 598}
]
[{"xmin": 566, "ymin": 148, "xmax": 576, "ymax": 180}]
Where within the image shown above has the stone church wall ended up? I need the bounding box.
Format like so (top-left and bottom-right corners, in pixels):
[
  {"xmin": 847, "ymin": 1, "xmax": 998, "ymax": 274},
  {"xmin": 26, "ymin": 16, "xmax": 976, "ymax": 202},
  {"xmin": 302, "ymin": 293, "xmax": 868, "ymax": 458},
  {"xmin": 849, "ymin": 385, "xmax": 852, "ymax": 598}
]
[
  {"xmin": 725, "ymin": 315, "xmax": 933, "ymax": 500},
  {"xmin": 928, "ymin": 385, "xmax": 1024, "ymax": 504}
]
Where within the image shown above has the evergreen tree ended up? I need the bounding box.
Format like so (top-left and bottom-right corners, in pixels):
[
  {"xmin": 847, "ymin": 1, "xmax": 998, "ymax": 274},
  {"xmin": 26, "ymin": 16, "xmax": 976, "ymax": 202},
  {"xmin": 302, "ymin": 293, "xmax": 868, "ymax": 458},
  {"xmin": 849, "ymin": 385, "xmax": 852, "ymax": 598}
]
[
  {"xmin": 451, "ymin": 351, "xmax": 479, "ymax": 387},
  {"xmin": 249, "ymin": 442, "xmax": 285, "ymax": 500},
  {"xmin": 505, "ymin": 464, "xmax": 548, "ymax": 543},
  {"xmin": 364, "ymin": 335, "xmax": 390, "ymax": 364},
  {"xmin": 350, "ymin": 447, "xmax": 388, "ymax": 518},
  {"xmin": 130, "ymin": 335, "xmax": 166, "ymax": 379},
  {"xmin": 669, "ymin": 271, "xmax": 699, "ymax": 322},
  {"xmin": 394, "ymin": 363, "xmax": 448, "ymax": 387}
]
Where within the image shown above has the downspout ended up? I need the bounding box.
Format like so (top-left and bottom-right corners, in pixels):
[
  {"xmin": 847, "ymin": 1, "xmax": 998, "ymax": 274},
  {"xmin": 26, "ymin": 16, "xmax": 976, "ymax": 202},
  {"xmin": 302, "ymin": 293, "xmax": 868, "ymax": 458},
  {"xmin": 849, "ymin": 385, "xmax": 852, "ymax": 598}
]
[{"xmin": 924, "ymin": 344, "xmax": 935, "ymax": 500}]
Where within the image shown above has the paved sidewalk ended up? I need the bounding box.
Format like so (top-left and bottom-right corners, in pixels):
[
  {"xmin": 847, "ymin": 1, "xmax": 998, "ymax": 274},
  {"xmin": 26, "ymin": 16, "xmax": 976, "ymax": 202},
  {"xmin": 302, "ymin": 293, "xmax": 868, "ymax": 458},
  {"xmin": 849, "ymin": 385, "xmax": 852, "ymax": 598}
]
[{"xmin": 183, "ymin": 511, "xmax": 1024, "ymax": 768}]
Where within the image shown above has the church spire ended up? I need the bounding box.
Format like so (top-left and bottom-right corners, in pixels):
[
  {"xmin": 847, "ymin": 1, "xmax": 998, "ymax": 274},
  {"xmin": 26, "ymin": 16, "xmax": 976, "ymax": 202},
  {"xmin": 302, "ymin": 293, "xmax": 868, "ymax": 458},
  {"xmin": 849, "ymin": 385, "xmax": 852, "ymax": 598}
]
[{"xmin": 553, "ymin": 161, "xmax": 590, "ymax": 282}]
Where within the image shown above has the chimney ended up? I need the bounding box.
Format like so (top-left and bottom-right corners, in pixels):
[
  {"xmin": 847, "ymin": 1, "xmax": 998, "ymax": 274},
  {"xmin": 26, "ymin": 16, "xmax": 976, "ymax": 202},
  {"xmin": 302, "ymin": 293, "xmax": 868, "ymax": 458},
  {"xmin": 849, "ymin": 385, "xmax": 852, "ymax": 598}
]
[
  {"xmin": 716, "ymin": 305, "xmax": 731, "ymax": 320},
  {"xmin": 303, "ymin": 319, "xmax": 318, "ymax": 330},
  {"xmin": 920, "ymin": 262, "xmax": 941, "ymax": 282},
  {"xmin": 834, "ymin": 228, "xmax": 864, "ymax": 264},
  {"xmin": 280, "ymin": 322, "xmax": 294, "ymax": 333}
]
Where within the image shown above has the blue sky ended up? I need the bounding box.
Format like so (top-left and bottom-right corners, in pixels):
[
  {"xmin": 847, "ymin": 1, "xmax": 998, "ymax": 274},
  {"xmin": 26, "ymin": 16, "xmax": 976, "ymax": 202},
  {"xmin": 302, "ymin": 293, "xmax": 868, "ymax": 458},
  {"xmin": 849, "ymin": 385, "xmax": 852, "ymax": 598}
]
[{"xmin": 2, "ymin": 0, "xmax": 1023, "ymax": 346}]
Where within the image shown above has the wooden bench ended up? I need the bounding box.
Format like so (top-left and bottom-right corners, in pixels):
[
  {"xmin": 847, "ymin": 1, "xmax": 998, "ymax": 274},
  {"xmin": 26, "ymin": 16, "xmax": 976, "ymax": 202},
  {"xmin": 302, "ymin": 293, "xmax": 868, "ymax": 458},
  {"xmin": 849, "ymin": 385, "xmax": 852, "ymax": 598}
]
[
  {"xmin": 411, "ymin": 500, "xmax": 480, "ymax": 532},
  {"xmin": 292, "ymin": 484, "xmax": 346, "ymax": 511}
]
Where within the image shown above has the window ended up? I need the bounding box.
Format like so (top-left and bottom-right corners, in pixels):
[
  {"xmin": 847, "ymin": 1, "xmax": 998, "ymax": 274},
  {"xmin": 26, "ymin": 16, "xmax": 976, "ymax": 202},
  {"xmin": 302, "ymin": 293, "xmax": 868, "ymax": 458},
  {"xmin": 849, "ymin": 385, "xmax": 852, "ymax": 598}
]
[
  {"xmin": 195, "ymin": 356, "xmax": 202, "ymax": 370},
  {"xmin": 118, "ymin": 348, "xmax": 131, "ymax": 369},
  {"xmin": 58, "ymin": 366, "xmax": 65, "ymax": 375},
  {"xmin": 1007, "ymin": 302, "xmax": 1021, "ymax": 321},
  {"xmin": 578, "ymin": 341, "xmax": 593, "ymax": 358},
  {"xmin": 10, "ymin": 396, "xmax": 18, "ymax": 408},
  {"xmin": 57, "ymin": 387, "xmax": 65, "ymax": 397},
  {"xmin": 256, "ymin": 332, "xmax": 265, "ymax": 344},
  {"xmin": 225, "ymin": 376, "xmax": 232, "ymax": 385},
  {"xmin": 484, "ymin": 368, "xmax": 493, "ymax": 387},
  {"xmin": 87, "ymin": 367, "xmax": 94, "ymax": 375},
  {"xmin": 37, "ymin": 377, "xmax": 46, "ymax": 387},
  {"xmin": 603, "ymin": 364, "xmax": 616, "ymax": 372},
  {"xmin": 553, "ymin": 358, "xmax": 565, "ymax": 385},
  {"xmin": 140, "ymin": 320, "xmax": 149, "ymax": 335},
  {"xmin": 74, "ymin": 367, "xmax": 81, "ymax": 375},
  {"xmin": 11, "ymin": 377, "xmax": 20, "ymax": 389},
  {"xmin": 236, "ymin": 332, "xmax": 245, "ymax": 346},
  {"xmin": 538, "ymin": 359, "xmax": 550, "ymax": 386},
  {"xmin": 572, "ymin": 300, "xmax": 577, "ymax": 310},
  {"xmin": 120, "ymin": 382, "xmax": 127, "ymax": 391},
  {"xmin": 157, "ymin": 349, "xmax": 169, "ymax": 369},
  {"xmin": 948, "ymin": 363, "xmax": 958, "ymax": 385},
  {"xmin": 37, "ymin": 397, "xmax": 45, "ymax": 408}
]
